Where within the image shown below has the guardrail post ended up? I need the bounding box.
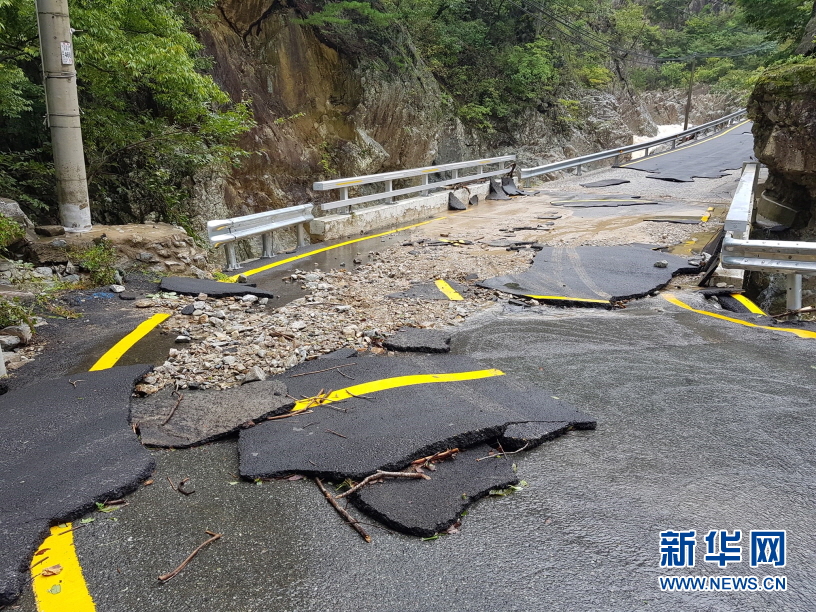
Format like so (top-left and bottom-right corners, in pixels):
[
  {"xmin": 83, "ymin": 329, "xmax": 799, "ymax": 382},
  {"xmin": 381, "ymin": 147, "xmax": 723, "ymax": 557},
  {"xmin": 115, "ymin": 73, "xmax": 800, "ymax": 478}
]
[
  {"xmin": 297, "ymin": 223, "xmax": 308, "ymax": 247},
  {"xmin": 576, "ymin": 164, "xmax": 582, "ymax": 176},
  {"xmin": 262, "ymin": 232, "xmax": 274, "ymax": 258},
  {"xmin": 786, "ymin": 274, "xmax": 802, "ymax": 311},
  {"xmin": 224, "ymin": 243, "xmax": 239, "ymax": 271},
  {"xmin": 0, "ymin": 344, "xmax": 6, "ymax": 378},
  {"xmin": 671, "ymin": 139, "xmax": 676, "ymax": 150},
  {"xmin": 452, "ymin": 169, "xmax": 459, "ymax": 180},
  {"xmin": 421, "ymin": 174, "xmax": 429, "ymax": 196},
  {"xmin": 384, "ymin": 179, "xmax": 395, "ymax": 204},
  {"xmin": 339, "ymin": 186, "xmax": 350, "ymax": 215}
]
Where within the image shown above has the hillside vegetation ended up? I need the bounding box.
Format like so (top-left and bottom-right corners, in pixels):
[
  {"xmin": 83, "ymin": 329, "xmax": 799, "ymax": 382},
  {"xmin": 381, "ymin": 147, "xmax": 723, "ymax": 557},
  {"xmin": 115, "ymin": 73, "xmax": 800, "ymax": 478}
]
[{"xmin": 0, "ymin": 0, "xmax": 808, "ymax": 229}]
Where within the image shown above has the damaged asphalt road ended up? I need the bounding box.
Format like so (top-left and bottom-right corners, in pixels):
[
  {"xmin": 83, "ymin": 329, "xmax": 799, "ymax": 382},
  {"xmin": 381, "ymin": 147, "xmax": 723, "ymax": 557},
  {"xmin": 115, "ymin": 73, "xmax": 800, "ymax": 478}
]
[
  {"xmin": 10, "ymin": 298, "xmax": 816, "ymax": 612},
  {"xmin": 478, "ymin": 244, "xmax": 699, "ymax": 306},
  {"xmin": 0, "ymin": 365, "xmax": 154, "ymax": 605}
]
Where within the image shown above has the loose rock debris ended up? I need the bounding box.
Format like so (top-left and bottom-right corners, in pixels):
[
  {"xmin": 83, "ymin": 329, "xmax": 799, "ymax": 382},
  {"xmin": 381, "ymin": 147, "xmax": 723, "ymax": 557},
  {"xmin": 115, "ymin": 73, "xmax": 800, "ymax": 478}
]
[{"xmin": 0, "ymin": 365, "xmax": 155, "ymax": 606}]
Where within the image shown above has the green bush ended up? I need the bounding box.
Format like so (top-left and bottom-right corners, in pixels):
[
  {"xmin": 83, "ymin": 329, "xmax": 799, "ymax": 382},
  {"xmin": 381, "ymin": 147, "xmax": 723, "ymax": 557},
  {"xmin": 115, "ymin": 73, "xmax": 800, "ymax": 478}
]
[
  {"xmin": 0, "ymin": 298, "xmax": 34, "ymax": 329},
  {"xmin": 0, "ymin": 214, "xmax": 24, "ymax": 251},
  {"xmin": 71, "ymin": 241, "xmax": 118, "ymax": 286}
]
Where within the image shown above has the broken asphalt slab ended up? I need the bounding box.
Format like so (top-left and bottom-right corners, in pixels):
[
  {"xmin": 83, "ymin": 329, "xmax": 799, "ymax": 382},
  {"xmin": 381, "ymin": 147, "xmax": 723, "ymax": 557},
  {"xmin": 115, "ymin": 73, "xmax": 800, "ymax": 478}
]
[
  {"xmin": 383, "ymin": 328, "xmax": 452, "ymax": 353},
  {"xmin": 349, "ymin": 445, "xmax": 518, "ymax": 537},
  {"xmin": 478, "ymin": 245, "xmax": 700, "ymax": 305},
  {"xmin": 238, "ymin": 353, "xmax": 595, "ymax": 482},
  {"xmin": 0, "ymin": 365, "xmax": 154, "ymax": 606},
  {"xmin": 132, "ymin": 379, "xmax": 290, "ymax": 448},
  {"xmin": 579, "ymin": 179, "xmax": 631, "ymax": 188},
  {"xmin": 550, "ymin": 194, "xmax": 661, "ymax": 208},
  {"xmin": 619, "ymin": 122, "xmax": 755, "ymax": 182},
  {"xmin": 160, "ymin": 276, "xmax": 276, "ymax": 299}
]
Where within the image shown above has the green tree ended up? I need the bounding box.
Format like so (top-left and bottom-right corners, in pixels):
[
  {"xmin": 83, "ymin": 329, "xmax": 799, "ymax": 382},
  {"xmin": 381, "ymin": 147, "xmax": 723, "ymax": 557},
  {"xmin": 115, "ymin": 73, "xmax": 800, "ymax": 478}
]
[
  {"xmin": 0, "ymin": 0, "xmax": 253, "ymax": 231},
  {"xmin": 737, "ymin": 0, "xmax": 815, "ymax": 46}
]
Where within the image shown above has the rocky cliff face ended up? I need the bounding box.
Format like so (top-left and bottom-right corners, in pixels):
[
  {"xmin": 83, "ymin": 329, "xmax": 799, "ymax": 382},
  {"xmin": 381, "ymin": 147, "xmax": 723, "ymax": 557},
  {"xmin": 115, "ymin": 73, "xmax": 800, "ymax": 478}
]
[
  {"xmin": 748, "ymin": 58, "xmax": 816, "ymax": 232},
  {"xmin": 195, "ymin": 1, "xmax": 739, "ymax": 233}
]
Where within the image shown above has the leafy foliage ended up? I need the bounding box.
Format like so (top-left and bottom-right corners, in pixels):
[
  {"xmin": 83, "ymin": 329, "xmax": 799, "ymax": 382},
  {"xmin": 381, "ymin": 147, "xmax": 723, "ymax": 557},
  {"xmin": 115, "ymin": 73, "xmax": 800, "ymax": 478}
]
[
  {"xmin": 70, "ymin": 240, "xmax": 118, "ymax": 286},
  {"xmin": 0, "ymin": 213, "xmax": 24, "ymax": 250},
  {"xmin": 0, "ymin": 0, "xmax": 253, "ymax": 228}
]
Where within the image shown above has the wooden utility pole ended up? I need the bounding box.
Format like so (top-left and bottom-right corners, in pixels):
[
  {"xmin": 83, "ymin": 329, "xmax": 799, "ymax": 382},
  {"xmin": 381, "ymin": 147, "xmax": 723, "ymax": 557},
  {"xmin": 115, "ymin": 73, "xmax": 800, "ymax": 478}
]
[
  {"xmin": 683, "ymin": 58, "xmax": 696, "ymax": 131},
  {"xmin": 35, "ymin": 0, "xmax": 92, "ymax": 232}
]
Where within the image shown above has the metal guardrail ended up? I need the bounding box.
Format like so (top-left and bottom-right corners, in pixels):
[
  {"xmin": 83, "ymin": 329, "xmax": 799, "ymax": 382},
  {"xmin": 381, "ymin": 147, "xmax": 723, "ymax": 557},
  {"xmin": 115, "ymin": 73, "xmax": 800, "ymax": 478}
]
[
  {"xmin": 207, "ymin": 203, "xmax": 314, "ymax": 271},
  {"xmin": 520, "ymin": 109, "xmax": 748, "ymax": 180},
  {"xmin": 313, "ymin": 155, "xmax": 516, "ymax": 213},
  {"xmin": 721, "ymin": 162, "xmax": 816, "ymax": 311}
]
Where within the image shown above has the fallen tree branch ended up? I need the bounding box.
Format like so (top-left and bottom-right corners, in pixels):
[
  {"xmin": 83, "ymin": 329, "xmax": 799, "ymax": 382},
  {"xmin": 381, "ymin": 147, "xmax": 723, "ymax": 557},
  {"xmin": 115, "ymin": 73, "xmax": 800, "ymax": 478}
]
[
  {"xmin": 410, "ymin": 448, "xmax": 459, "ymax": 466},
  {"xmin": 289, "ymin": 363, "xmax": 356, "ymax": 378},
  {"xmin": 772, "ymin": 306, "xmax": 815, "ymax": 319},
  {"xmin": 475, "ymin": 442, "xmax": 530, "ymax": 462},
  {"xmin": 158, "ymin": 531, "xmax": 222, "ymax": 582},
  {"xmin": 335, "ymin": 470, "xmax": 430, "ymax": 500},
  {"xmin": 325, "ymin": 429, "xmax": 347, "ymax": 439},
  {"xmin": 315, "ymin": 478, "xmax": 371, "ymax": 543},
  {"xmin": 162, "ymin": 389, "xmax": 184, "ymax": 426},
  {"xmin": 266, "ymin": 409, "xmax": 313, "ymax": 421}
]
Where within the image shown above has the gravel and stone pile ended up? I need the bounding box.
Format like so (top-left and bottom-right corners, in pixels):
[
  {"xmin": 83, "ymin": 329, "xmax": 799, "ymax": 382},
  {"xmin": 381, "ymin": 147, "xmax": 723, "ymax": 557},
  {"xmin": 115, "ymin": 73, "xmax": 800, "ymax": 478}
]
[{"xmin": 142, "ymin": 246, "xmax": 531, "ymax": 393}]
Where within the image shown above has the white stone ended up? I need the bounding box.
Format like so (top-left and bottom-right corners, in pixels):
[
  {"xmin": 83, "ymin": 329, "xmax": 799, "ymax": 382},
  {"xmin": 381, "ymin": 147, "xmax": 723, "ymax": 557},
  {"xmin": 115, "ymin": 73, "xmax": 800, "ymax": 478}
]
[{"xmin": 242, "ymin": 294, "xmax": 258, "ymax": 303}]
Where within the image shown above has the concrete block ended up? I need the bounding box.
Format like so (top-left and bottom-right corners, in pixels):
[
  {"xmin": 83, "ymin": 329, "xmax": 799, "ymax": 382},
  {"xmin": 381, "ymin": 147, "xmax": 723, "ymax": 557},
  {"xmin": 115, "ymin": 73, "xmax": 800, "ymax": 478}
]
[{"xmin": 309, "ymin": 183, "xmax": 490, "ymax": 241}]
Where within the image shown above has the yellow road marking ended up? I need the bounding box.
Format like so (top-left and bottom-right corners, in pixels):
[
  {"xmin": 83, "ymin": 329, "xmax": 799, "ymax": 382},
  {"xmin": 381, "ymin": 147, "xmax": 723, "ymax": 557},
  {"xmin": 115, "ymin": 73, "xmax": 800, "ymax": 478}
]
[
  {"xmin": 230, "ymin": 218, "xmax": 442, "ymax": 281},
  {"xmin": 701, "ymin": 207, "xmax": 714, "ymax": 222},
  {"xmin": 662, "ymin": 294, "xmax": 816, "ymax": 339},
  {"xmin": 435, "ymin": 279, "xmax": 464, "ymax": 301},
  {"xmin": 524, "ymin": 294, "xmax": 611, "ymax": 305},
  {"xmin": 621, "ymin": 121, "xmax": 750, "ymax": 168},
  {"xmin": 731, "ymin": 293, "xmax": 766, "ymax": 315},
  {"xmin": 293, "ymin": 369, "xmax": 505, "ymax": 412},
  {"xmin": 88, "ymin": 313, "xmax": 171, "ymax": 371},
  {"xmin": 32, "ymin": 526, "xmax": 95, "ymax": 612},
  {"xmin": 33, "ymin": 310, "xmax": 174, "ymax": 609}
]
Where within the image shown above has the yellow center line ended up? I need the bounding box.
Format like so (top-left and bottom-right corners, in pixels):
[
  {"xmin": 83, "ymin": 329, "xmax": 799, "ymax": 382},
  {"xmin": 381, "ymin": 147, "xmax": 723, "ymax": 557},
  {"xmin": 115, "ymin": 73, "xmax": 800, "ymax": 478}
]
[
  {"xmin": 701, "ymin": 207, "xmax": 714, "ymax": 222},
  {"xmin": 34, "ymin": 312, "xmax": 173, "ymax": 609},
  {"xmin": 620, "ymin": 121, "xmax": 750, "ymax": 168},
  {"xmin": 524, "ymin": 294, "xmax": 611, "ymax": 305},
  {"xmin": 88, "ymin": 313, "xmax": 171, "ymax": 371},
  {"xmin": 662, "ymin": 294, "xmax": 816, "ymax": 339},
  {"xmin": 435, "ymin": 279, "xmax": 464, "ymax": 301},
  {"xmin": 551, "ymin": 199, "xmax": 643, "ymax": 204},
  {"xmin": 32, "ymin": 526, "xmax": 95, "ymax": 611},
  {"xmin": 730, "ymin": 293, "xmax": 766, "ymax": 315},
  {"xmin": 293, "ymin": 369, "xmax": 505, "ymax": 412},
  {"xmin": 229, "ymin": 218, "xmax": 443, "ymax": 281}
]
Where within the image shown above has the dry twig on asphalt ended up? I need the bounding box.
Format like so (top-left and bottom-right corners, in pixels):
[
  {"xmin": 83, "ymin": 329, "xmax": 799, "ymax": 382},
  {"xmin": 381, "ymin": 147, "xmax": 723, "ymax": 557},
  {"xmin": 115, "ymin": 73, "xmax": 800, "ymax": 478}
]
[
  {"xmin": 266, "ymin": 409, "xmax": 313, "ymax": 421},
  {"xmin": 410, "ymin": 448, "xmax": 459, "ymax": 466},
  {"xmin": 289, "ymin": 363, "xmax": 356, "ymax": 378},
  {"xmin": 158, "ymin": 531, "xmax": 222, "ymax": 582},
  {"xmin": 315, "ymin": 478, "xmax": 371, "ymax": 542},
  {"xmin": 475, "ymin": 442, "xmax": 530, "ymax": 461},
  {"xmin": 335, "ymin": 470, "xmax": 430, "ymax": 500},
  {"xmin": 162, "ymin": 388, "xmax": 184, "ymax": 426}
]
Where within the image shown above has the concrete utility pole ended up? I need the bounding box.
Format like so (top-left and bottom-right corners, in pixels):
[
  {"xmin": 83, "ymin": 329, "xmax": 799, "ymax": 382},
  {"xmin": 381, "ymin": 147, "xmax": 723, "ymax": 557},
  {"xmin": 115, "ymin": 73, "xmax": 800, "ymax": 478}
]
[
  {"xmin": 35, "ymin": 0, "xmax": 92, "ymax": 232},
  {"xmin": 683, "ymin": 58, "xmax": 696, "ymax": 132}
]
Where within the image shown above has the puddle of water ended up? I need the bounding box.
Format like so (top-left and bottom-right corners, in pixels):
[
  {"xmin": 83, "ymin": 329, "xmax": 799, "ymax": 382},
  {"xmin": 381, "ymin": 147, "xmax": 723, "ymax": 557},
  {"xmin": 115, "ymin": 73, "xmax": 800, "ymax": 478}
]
[{"xmin": 69, "ymin": 327, "xmax": 178, "ymax": 374}]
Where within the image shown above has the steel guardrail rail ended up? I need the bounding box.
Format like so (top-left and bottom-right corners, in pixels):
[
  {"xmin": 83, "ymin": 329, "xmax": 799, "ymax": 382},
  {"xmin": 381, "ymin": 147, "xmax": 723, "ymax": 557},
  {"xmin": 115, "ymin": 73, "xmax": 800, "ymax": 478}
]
[
  {"xmin": 721, "ymin": 162, "xmax": 816, "ymax": 310},
  {"xmin": 207, "ymin": 203, "xmax": 314, "ymax": 271},
  {"xmin": 312, "ymin": 155, "xmax": 516, "ymax": 212},
  {"xmin": 519, "ymin": 109, "xmax": 748, "ymax": 180}
]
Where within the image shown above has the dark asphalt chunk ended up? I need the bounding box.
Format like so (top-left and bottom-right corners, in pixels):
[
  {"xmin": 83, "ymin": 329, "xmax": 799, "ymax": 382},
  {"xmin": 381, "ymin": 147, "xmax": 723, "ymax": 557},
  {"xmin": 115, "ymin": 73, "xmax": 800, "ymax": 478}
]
[
  {"xmin": 551, "ymin": 194, "xmax": 660, "ymax": 208},
  {"xmin": 160, "ymin": 277, "xmax": 275, "ymax": 299},
  {"xmin": 715, "ymin": 295, "xmax": 754, "ymax": 314},
  {"xmin": 239, "ymin": 354, "xmax": 595, "ymax": 481},
  {"xmin": 579, "ymin": 179, "xmax": 631, "ymax": 188},
  {"xmin": 132, "ymin": 380, "xmax": 290, "ymax": 448},
  {"xmin": 387, "ymin": 280, "xmax": 467, "ymax": 300},
  {"xmin": 0, "ymin": 365, "xmax": 153, "ymax": 606},
  {"xmin": 486, "ymin": 179, "xmax": 510, "ymax": 200},
  {"xmin": 383, "ymin": 328, "xmax": 452, "ymax": 353},
  {"xmin": 621, "ymin": 123, "xmax": 755, "ymax": 182},
  {"xmin": 500, "ymin": 421, "xmax": 574, "ymax": 451},
  {"xmin": 448, "ymin": 192, "xmax": 467, "ymax": 211},
  {"xmin": 478, "ymin": 245, "xmax": 699, "ymax": 305},
  {"xmin": 644, "ymin": 217, "xmax": 701, "ymax": 224},
  {"xmin": 349, "ymin": 445, "xmax": 518, "ymax": 537}
]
